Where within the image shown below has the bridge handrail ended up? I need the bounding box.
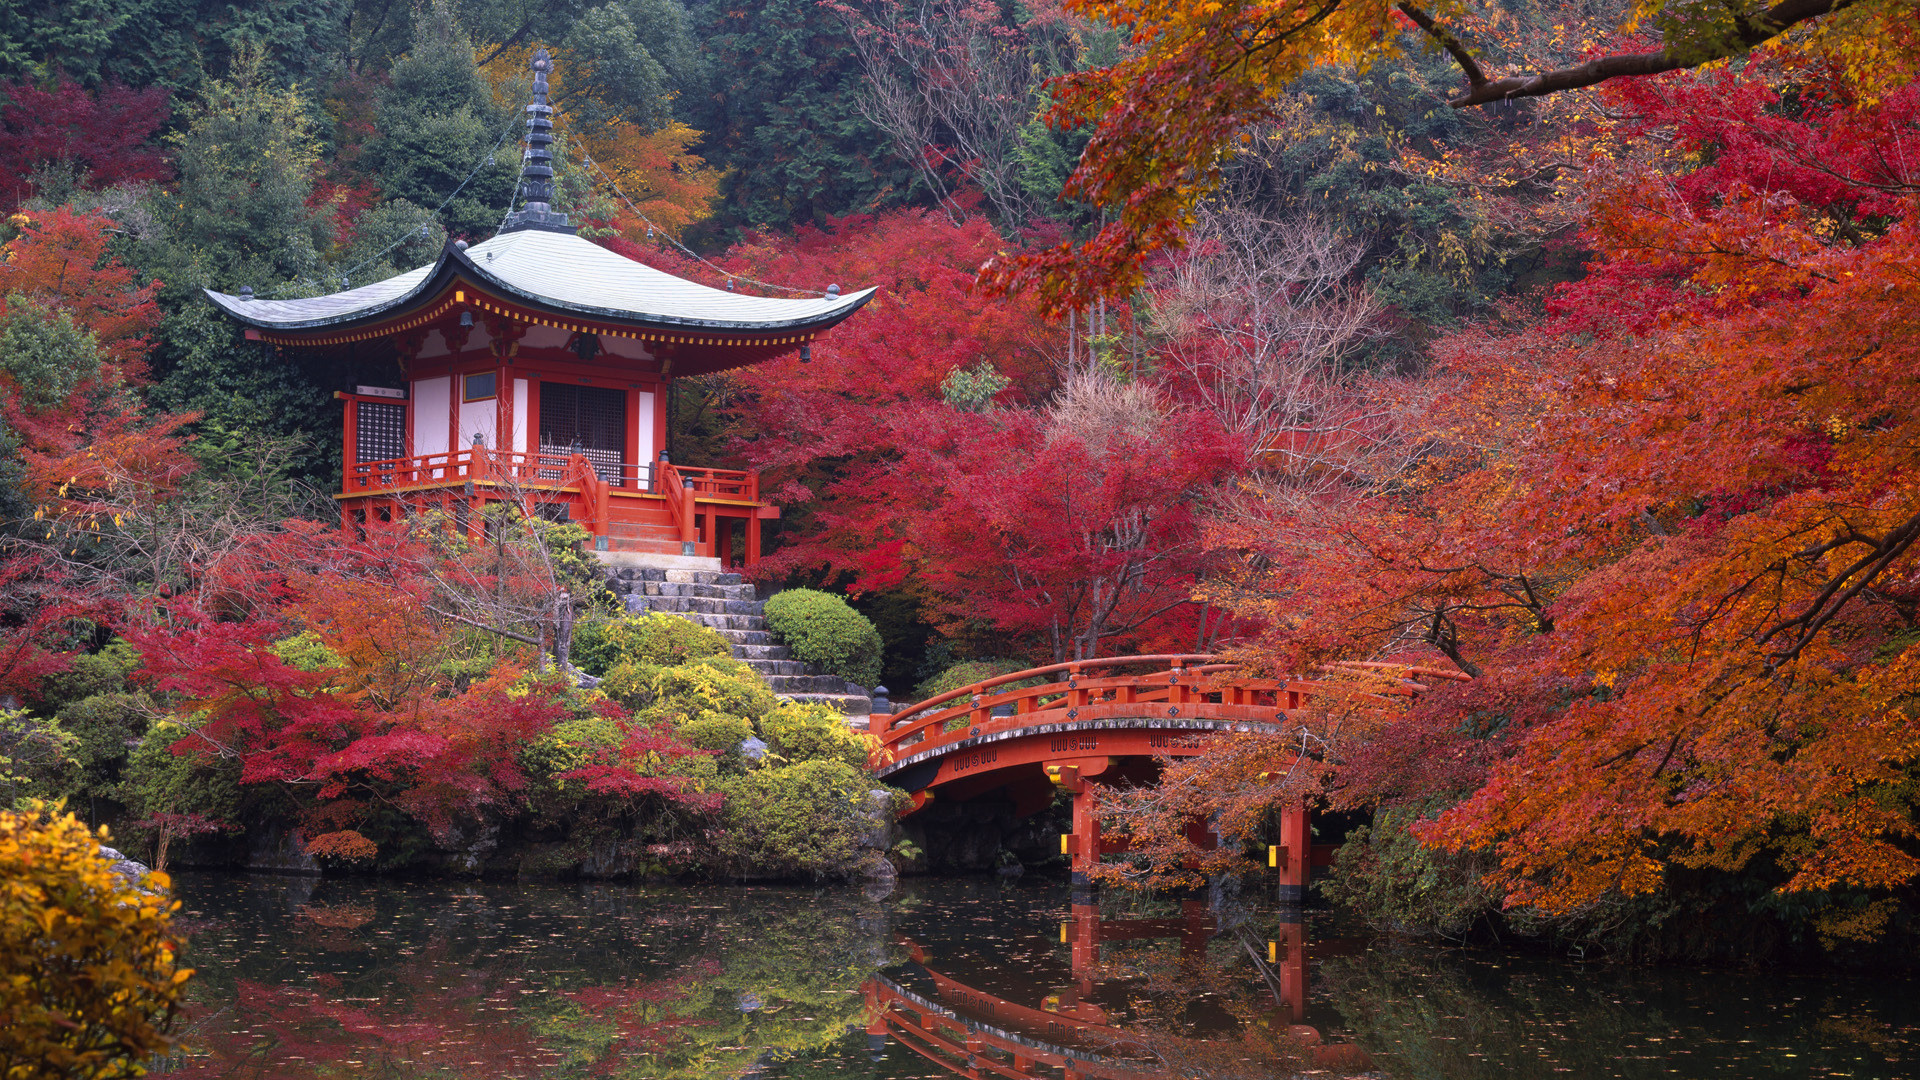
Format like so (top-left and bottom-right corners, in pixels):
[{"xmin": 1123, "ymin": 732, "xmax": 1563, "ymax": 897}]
[{"xmin": 882, "ymin": 654, "xmax": 1219, "ymax": 730}]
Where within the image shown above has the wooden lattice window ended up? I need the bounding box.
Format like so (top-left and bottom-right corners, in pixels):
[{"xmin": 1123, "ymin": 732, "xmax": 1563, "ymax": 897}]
[
  {"xmin": 356, "ymin": 401, "xmax": 406, "ymax": 464},
  {"xmin": 538, "ymin": 383, "xmax": 625, "ymax": 486}
]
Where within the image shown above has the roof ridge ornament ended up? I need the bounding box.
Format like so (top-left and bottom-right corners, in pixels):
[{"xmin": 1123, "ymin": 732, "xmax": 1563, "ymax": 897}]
[{"xmin": 499, "ymin": 47, "xmax": 574, "ymax": 235}]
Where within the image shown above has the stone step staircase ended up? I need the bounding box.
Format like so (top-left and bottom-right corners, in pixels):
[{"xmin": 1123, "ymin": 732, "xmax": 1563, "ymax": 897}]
[{"xmin": 604, "ymin": 567, "xmax": 872, "ymax": 717}]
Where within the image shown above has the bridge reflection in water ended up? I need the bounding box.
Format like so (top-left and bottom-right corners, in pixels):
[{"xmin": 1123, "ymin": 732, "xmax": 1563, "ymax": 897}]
[{"xmin": 860, "ymin": 898, "xmax": 1372, "ymax": 1079}]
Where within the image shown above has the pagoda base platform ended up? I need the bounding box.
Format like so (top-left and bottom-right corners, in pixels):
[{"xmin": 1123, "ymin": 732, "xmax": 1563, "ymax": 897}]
[{"xmin": 594, "ymin": 550, "xmax": 726, "ymax": 572}]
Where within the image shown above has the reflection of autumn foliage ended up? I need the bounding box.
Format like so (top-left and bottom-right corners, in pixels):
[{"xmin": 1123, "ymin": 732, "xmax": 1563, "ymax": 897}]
[
  {"xmin": 169, "ymin": 884, "xmax": 897, "ymax": 1080},
  {"xmin": 1094, "ymin": 936, "xmax": 1355, "ymax": 1079},
  {"xmin": 294, "ymin": 903, "xmax": 375, "ymax": 932},
  {"xmin": 169, "ymin": 976, "xmax": 554, "ymax": 1078},
  {"xmin": 561, "ymin": 964, "xmax": 718, "ymax": 1076}
]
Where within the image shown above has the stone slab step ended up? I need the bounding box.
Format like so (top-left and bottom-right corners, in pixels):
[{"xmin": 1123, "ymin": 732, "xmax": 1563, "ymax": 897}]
[
  {"xmin": 637, "ymin": 581, "xmax": 756, "ymax": 600},
  {"xmin": 764, "ymin": 674, "xmax": 861, "ymax": 695},
  {"xmin": 717, "ymin": 629, "xmax": 772, "ymax": 646},
  {"xmin": 780, "ymin": 693, "xmax": 873, "ymax": 718},
  {"xmin": 744, "ymin": 659, "xmax": 809, "ymax": 677},
  {"xmin": 627, "ymin": 596, "xmax": 763, "ymax": 616},
  {"xmin": 731, "ymin": 644, "xmax": 789, "ymax": 661},
  {"xmin": 678, "ymin": 612, "xmax": 767, "ymax": 632}
]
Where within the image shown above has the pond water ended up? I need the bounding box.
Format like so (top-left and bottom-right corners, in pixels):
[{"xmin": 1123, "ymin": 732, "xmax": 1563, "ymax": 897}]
[{"xmin": 157, "ymin": 872, "xmax": 1920, "ymax": 1079}]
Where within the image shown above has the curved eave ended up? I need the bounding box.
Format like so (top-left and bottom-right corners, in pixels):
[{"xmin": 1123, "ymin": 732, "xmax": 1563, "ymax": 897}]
[{"xmin": 204, "ymin": 239, "xmax": 876, "ymax": 337}]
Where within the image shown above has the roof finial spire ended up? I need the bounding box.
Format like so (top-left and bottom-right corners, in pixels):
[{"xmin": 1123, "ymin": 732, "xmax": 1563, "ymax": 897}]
[{"xmin": 499, "ymin": 47, "xmax": 574, "ymax": 234}]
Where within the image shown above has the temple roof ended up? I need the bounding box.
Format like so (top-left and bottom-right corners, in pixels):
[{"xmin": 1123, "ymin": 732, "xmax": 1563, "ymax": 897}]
[{"xmin": 204, "ymin": 229, "xmax": 874, "ymax": 335}]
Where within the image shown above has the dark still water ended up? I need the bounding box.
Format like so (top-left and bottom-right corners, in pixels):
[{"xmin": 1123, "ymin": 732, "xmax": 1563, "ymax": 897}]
[{"xmin": 160, "ymin": 873, "xmax": 1919, "ymax": 1079}]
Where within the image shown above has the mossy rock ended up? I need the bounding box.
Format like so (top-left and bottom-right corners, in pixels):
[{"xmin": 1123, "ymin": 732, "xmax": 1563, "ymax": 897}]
[{"xmin": 716, "ymin": 760, "xmax": 901, "ymax": 880}]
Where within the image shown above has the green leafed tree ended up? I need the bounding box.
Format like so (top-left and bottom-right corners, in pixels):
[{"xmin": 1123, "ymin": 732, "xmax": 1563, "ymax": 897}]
[
  {"xmin": 684, "ymin": 0, "xmax": 914, "ymax": 232},
  {"xmin": 364, "ymin": 0, "xmax": 519, "ymax": 239},
  {"xmin": 148, "ymin": 59, "xmax": 333, "ymax": 295}
]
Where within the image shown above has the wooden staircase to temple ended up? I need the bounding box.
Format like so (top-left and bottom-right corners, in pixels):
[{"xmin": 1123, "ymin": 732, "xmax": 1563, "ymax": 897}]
[
  {"xmin": 603, "ymin": 510, "xmax": 683, "ymax": 557},
  {"xmin": 603, "ymin": 567, "xmax": 873, "ymax": 716}
]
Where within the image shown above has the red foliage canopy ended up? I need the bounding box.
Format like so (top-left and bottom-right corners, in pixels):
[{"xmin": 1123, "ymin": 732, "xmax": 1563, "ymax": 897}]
[{"xmin": 0, "ymin": 79, "xmax": 171, "ymax": 208}]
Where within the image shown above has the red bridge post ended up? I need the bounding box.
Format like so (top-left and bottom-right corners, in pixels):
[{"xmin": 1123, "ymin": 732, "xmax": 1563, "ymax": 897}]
[
  {"xmin": 1273, "ymin": 802, "xmax": 1312, "ymax": 905},
  {"xmin": 1047, "ymin": 762, "xmax": 1109, "ymax": 887}
]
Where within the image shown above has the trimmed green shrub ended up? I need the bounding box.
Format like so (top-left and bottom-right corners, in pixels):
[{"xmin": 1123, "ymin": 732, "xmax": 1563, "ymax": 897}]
[
  {"xmin": 762, "ymin": 589, "xmax": 883, "ymax": 687},
  {"xmin": 572, "ymin": 612, "xmax": 733, "ymax": 677},
  {"xmin": 913, "ymin": 658, "xmax": 1037, "ymax": 701},
  {"xmin": 521, "ymin": 716, "xmax": 625, "ymax": 790},
  {"xmin": 716, "ymin": 760, "xmax": 899, "ymax": 879},
  {"xmin": 761, "ymin": 702, "xmax": 873, "ymax": 771}
]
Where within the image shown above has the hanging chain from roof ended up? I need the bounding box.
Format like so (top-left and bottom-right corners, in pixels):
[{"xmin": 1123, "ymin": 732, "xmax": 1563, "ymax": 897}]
[
  {"xmin": 332, "ymin": 116, "xmax": 522, "ymax": 290},
  {"xmin": 558, "ymin": 111, "xmax": 837, "ymax": 300}
]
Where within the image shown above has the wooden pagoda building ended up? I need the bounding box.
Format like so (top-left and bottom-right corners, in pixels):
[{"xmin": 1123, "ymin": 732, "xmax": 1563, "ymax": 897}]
[{"xmin": 206, "ymin": 51, "xmax": 872, "ymax": 569}]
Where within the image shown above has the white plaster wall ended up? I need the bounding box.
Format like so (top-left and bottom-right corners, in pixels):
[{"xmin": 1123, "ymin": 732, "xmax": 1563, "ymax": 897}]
[
  {"xmin": 413, "ymin": 376, "xmax": 450, "ymax": 459},
  {"xmin": 637, "ymin": 388, "xmax": 655, "ymax": 474},
  {"xmin": 460, "ymin": 398, "xmax": 496, "ymax": 451},
  {"xmin": 512, "ymin": 378, "xmax": 529, "ymax": 454}
]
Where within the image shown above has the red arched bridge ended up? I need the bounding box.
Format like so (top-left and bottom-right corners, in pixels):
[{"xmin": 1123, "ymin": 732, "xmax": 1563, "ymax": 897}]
[{"xmin": 869, "ymin": 655, "xmax": 1467, "ymax": 894}]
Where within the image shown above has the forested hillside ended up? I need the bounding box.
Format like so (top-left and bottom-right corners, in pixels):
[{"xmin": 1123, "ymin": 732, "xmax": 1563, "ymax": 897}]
[{"xmin": 3, "ymin": 0, "xmax": 1918, "ymax": 960}]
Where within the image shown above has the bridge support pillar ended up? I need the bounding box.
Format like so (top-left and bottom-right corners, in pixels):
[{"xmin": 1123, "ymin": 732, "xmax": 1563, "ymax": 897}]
[
  {"xmin": 1069, "ymin": 786, "xmax": 1102, "ymax": 886},
  {"xmin": 1047, "ymin": 760, "xmax": 1111, "ymax": 887},
  {"xmin": 1274, "ymin": 803, "xmax": 1311, "ymax": 905}
]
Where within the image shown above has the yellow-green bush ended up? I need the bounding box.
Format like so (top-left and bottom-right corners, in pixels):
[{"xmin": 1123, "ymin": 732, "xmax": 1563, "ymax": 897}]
[
  {"xmin": 605, "ymin": 658, "xmax": 776, "ymax": 722},
  {"xmin": 679, "ymin": 714, "xmax": 754, "ymax": 758},
  {"xmin": 716, "ymin": 761, "xmax": 899, "ymax": 879},
  {"xmin": 521, "ymin": 716, "xmax": 626, "ymax": 792},
  {"xmin": 760, "ymin": 702, "xmax": 874, "ymax": 771},
  {"xmin": 269, "ymin": 631, "xmax": 344, "ymax": 672},
  {"xmin": 762, "ymin": 589, "xmax": 883, "ymax": 686},
  {"xmin": 572, "ymin": 612, "xmax": 732, "ymax": 677},
  {"xmin": 33, "ymin": 641, "xmax": 139, "ymax": 715},
  {"xmin": 0, "ymin": 803, "xmax": 189, "ymax": 1080}
]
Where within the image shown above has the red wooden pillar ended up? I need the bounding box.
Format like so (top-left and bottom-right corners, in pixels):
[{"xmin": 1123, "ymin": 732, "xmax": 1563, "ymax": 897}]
[
  {"xmin": 679, "ymin": 481, "xmax": 697, "ymax": 551},
  {"xmin": 1068, "ymin": 899, "xmax": 1100, "ymax": 990},
  {"xmin": 1071, "ymin": 790, "xmax": 1101, "ymax": 886},
  {"xmin": 496, "ymin": 367, "xmax": 512, "ymax": 467},
  {"xmin": 716, "ymin": 511, "xmax": 734, "ymax": 566},
  {"xmin": 337, "ymin": 393, "xmax": 357, "ymax": 494},
  {"xmin": 1274, "ymin": 802, "xmax": 1311, "ymax": 905},
  {"xmin": 624, "ymin": 385, "xmax": 641, "ymax": 488},
  {"xmin": 1272, "ymin": 908, "xmax": 1307, "ymax": 1022},
  {"xmin": 746, "ymin": 511, "xmax": 762, "ymax": 567}
]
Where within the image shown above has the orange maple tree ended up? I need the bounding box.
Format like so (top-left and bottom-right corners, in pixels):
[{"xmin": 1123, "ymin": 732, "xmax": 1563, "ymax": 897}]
[
  {"xmin": 980, "ymin": 0, "xmax": 1920, "ymax": 308},
  {"xmin": 1188, "ymin": 56, "xmax": 1920, "ymax": 941}
]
